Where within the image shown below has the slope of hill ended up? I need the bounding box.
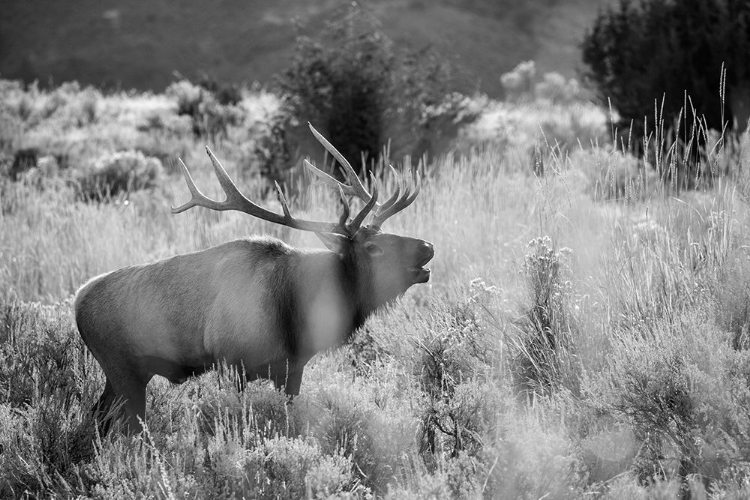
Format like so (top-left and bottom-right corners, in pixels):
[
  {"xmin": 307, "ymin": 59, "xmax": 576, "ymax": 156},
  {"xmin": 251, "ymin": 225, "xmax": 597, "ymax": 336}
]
[{"xmin": 0, "ymin": 0, "xmax": 609, "ymax": 96}]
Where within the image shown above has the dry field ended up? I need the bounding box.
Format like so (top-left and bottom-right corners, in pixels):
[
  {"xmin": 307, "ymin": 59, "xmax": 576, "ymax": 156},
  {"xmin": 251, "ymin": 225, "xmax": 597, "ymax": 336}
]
[{"xmin": 1, "ymin": 78, "xmax": 749, "ymax": 498}]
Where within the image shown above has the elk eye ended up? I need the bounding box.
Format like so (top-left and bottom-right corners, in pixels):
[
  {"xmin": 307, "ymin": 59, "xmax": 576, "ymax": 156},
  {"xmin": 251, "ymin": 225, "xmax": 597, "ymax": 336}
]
[{"xmin": 365, "ymin": 243, "xmax": 384, "ymax": 257}]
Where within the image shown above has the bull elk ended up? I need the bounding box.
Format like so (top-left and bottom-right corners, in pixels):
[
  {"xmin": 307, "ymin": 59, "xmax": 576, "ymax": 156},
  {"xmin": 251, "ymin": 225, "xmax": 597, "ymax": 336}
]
[{"xmin": 75, "ymin": 124, "xmax": 434, "ymax": 434}]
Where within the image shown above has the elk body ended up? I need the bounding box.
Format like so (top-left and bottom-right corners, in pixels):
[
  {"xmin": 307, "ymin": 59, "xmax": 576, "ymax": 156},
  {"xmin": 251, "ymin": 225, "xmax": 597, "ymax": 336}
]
[{"xmin": 75, "ymin": 124, "xmax": 434, "ymax": 434}]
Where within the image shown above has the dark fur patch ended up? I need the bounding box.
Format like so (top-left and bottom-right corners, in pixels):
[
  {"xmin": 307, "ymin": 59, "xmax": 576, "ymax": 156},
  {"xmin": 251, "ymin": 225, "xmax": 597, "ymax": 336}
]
[
  {"xmin": 264, "ymin": 240, "xmax": 366, "ymax": 357},
  {"xmin": 336, "ymin": 242, "xmax": 369, "ymax": 336},
  {"xmin": 267, "ymin": 252, "xmax": 304, "ymax": 357}
]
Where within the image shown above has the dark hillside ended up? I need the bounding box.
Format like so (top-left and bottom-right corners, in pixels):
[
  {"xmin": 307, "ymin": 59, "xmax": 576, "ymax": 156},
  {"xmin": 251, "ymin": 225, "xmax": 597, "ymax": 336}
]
[{"xmin": 0, "ymin": 0, "xmax": 608, "ymax": 96}]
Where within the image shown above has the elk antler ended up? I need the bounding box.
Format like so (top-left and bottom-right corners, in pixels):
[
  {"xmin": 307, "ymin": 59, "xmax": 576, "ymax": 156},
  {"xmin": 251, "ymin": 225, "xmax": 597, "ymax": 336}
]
[
  {"xmin": 171, "ymin": 146, "xmax": 378, "ymax": 236},
  {"xmin": 303, "ymin": 123, "xmax": 421, "ymax": 229}
]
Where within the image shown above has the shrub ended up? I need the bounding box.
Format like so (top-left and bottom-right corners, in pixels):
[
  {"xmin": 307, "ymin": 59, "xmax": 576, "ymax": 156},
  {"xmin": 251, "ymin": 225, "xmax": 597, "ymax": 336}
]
[
  {"xmin": 311, "ymin": 387, "xmax": 387, "ymax": 492},
  {"xmin": 513, "ymin": 237, "xmax": 576, "ymax": 395},
  {"xmin": 456, "ymin": 78, "xmax": 609, "ymax": 165},
  {"xmin": 534, "ymin": 72, "xmax": 582, "ymax": 104},
  {"xmin": 500, "ymin": 60, "xmax": 536, "ymax": 102},
  {"xmin": 196, "ymin": 377, "xmax": 295, "ymax": 440},
  {"xmin": 479, "ymin": 418, "xmax": 587, "ymax": 500},
  {"xmin": 166, "ymin": 79, "xmax": 241, "ymax": 142},
  {"xmin": 241, "ymin": 436, "xmax": 361, "ymax": 499},
  {"xmin": 77, "ymin": 149, "xmax": 163, "ymax": 201},
  {"xmin": 500, "ymin": 61, "xmax": 584, "ymax": 105},
  {"xmin": 278, "ymin": 3, "xmax": 451, "ymax": 178},
  {"xmin": 253, "ymin": 111, "xmax": 292, "ymax": 190},
  {"xmin": 7, "ymin": 147, "xmax": 68, "ymax": 186},
  {"xmin": 581, "ymin": 0, "xmax": 750, "ymax": 146},
  {"xmin": 0, "ymin": 301, "xmax": 99, "ymax": 496},
  {"xmin": 9, "ymin": 147, "xmax": 39, "ymax": 181},
  {"xmin": 197, "ymin": 74, "xmax": 242, "ymax": 107},
  {"xmin": 415, "ymin": 291, "xmax": 498, "ymax": 467},
  {"xmin": 587, "ymin": 313, "xmax": 750, "ymax": 493},
  {"xmin": 74, "ymin": 87, "xmax": 100, "ymax": 126}
]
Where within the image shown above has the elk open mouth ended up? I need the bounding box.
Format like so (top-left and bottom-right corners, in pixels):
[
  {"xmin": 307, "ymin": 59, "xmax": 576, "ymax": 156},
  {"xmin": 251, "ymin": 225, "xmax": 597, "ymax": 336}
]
[
  {"xmin": 411, "ymin": 266, "xmax": 431, "ymax": 283},
  {"xmin": 410, "ymin": 251, "xmax": 434, "ymax": 283}
]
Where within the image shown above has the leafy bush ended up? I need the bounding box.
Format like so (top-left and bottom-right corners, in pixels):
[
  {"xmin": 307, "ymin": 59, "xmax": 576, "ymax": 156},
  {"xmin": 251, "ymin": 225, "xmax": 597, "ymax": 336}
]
[
  {"xmin": 278, "ymin": 3, "xmax": 452, "ymax": 178},
  {"xmin": 588, "ymin": 314, "xmax": 750, "ymax": 492},
  {"xmin": 2, "ymin": 81, "xmax": 101, "ymax": 132},
  {"xmin": 479, "ymin": 417, "xmax": 587, "ymax": 500},
  {"xmin": 77, "ymin": 149, "xmax": 163, "ymax": 201},
  {"xmin": 500, "ymin": 60, "xmax": 536, "ymax": 102},
  {"xmin": 415, "ymin": 292, "xmax": 498, "ymax": 467},
  {"xmin": 196, "ymin": 376, "xmax": 295, "ymax": 440},
  {"xmin": 253, "ymin": 111, "xmax": 292, "ymax": 190},
  {"xmin": 279, "ymin": 7, "xmax": 392, "ymax": 174},
  {"xmin": 500, "ymin": 61, "xmax": 583, "ymax": 105},
  {"xmin": 196, "ymin": 74, "xmax": 242, "ymax": 107},
  {"xmin": 0, "ymin": 301, "xmax": 99, "ymax": 496},
  {"xmin": 166, "ymin": 79, "xmax": 241, "ymax": 142},
  {"xmin": 9, "ymin": 147, "xmax": 39, "ymax": 181},
  {"xmin": 534, "ymin": 72, "xmax": 583, "ymax": 104},
  {"xmin": 300, "ymin": 383, "xmax": 412, "ymax": 494},
  {"xmin": 456, "ymin": 81, "xmax": 609, "ymax": 165},
  {"xmin": 581, "ymin": 0, "xmax": 750, "ymax": 144},
  {"xmin": 241, "ymin": 436, "xmax": 359, "ymax": 499}
]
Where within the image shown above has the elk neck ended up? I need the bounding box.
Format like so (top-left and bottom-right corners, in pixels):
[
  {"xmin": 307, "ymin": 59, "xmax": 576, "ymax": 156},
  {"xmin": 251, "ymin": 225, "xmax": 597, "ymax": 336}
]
[{"xmin": 271, "ymin": 246, "xmax": 364, "ymax": 358}]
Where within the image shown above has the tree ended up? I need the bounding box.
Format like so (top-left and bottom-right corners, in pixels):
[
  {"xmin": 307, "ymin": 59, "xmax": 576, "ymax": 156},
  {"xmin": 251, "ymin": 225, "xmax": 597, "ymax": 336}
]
[
  {"xmin": 277, "ymin": 3, "xmax": 450, "ymax": 177},
  {"xmin": 582, "ymin": 0, "xmax": 750, "ymax": 143}
]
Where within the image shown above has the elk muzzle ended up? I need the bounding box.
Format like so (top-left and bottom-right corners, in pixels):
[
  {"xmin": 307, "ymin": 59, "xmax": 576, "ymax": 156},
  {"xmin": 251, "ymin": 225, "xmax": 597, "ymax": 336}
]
[{"xmin": 410, "ymin": 240, "xmax": 434, "ymax": 283}]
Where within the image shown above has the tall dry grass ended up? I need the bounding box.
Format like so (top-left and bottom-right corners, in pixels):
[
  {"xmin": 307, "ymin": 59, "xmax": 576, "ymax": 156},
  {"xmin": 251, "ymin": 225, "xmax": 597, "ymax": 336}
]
[{"xmin": 2, "ymin": 79, "xmax": 750, "ymax": 498}]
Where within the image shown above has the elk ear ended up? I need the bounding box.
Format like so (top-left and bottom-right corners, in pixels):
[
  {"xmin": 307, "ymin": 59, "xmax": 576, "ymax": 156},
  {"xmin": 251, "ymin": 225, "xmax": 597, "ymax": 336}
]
[{"xmin": 316, "ymin": 232, "xmax": 348, "ymax": 256}]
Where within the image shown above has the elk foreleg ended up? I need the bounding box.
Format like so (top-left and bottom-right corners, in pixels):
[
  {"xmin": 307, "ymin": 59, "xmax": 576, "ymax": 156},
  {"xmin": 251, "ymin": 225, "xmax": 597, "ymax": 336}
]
[
  {"xmin": 120, "ymin": 382, "xmax": 148, "ymax": 434},
  {"xmin": 103, "ymin": 369, "xmax": 149, "ymax": 435},
  {"xmin": 281, "ymin": 368, "xmax": 304, "ymax": 396},
  {"xmin": 271, "ymin": 359, "xmax": 307, "ymax": 396},
  {"xmin": 92, "ymin": 378, "xmax": 118, "ymax": 436}
]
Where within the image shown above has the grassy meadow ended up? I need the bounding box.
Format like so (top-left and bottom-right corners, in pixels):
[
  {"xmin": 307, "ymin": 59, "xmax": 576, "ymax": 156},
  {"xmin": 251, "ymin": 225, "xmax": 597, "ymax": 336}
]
[{"xmin": 2, "ymin": 77, "xmax": 750, "ymax": 499}]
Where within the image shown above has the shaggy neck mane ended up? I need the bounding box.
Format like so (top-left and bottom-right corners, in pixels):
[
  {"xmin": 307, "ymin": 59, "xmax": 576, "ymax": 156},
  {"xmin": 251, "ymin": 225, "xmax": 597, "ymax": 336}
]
[
  {"xmin": 339, "ymin": 248, "xmax": 371, "ymax": 333},
  {"xmin": 277, "ymin": 247, "xmax": 384, "ymax": 358}
]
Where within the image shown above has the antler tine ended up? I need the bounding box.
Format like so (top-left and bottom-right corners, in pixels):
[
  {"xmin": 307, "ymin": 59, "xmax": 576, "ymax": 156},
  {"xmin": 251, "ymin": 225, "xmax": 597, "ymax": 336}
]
[
  {"xmin": 308, "ymin": 123, "xmax": 372, "ymax": 202},
  {"xmin": 273, "ymin": 181, "xmax": 293, "ymax": 219},
  {"xmin": 348, "ymin": 173, "xmax": 379, "ymax": 231},
  {"xmin": 371, "ymin": 170, "xmax": 421, "ymax": 228},
  {"xmin": 376, "ymin": 165, "xmax": 402, "ymax": 214},
  {"xmin": 304, "ymin": 125, "xmax": 422, "ymax": 230},
  {"xmin": 172, "ymin": 147, "xmax": 256, "ymax": 213},
  {"xmin": 171, "ymin": 158, "xmax": 215, "ymax": 213},
  {"xmin": 302, "ymin": 159, "xmax": 359, "ymax": 198},
  {"xmin": 304, "ymin": 156, "xmax": 405, "ymax": 230},
  {"xmin": 172, "ymin": 146, "xmax": 345, "ymax": 235},
  {"xmin": 336, "ymin": 185, "xmax": 350, "ymax": 228}
]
